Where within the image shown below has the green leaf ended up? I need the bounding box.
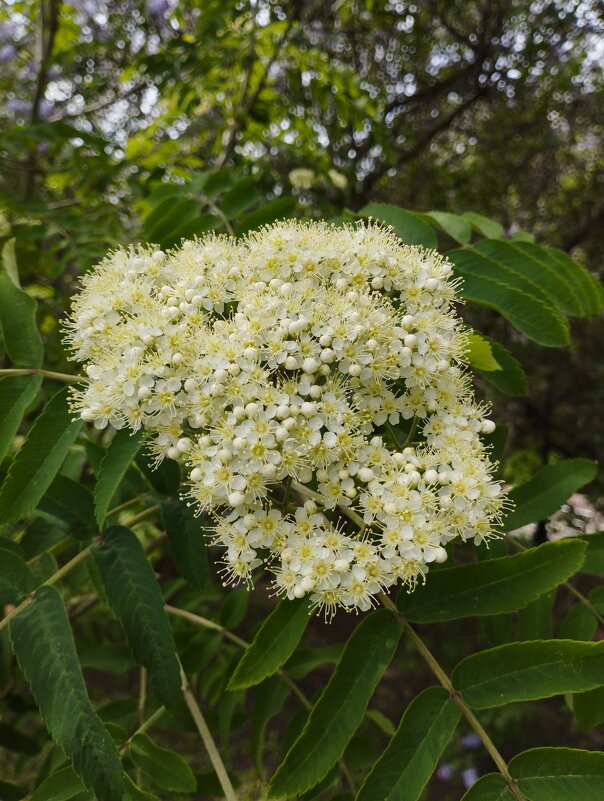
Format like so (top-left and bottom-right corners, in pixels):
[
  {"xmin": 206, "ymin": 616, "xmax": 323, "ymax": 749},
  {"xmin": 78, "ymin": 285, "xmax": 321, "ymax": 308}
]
[
  {"xmin": 228, "ymin": 598, "xmax": 310, "ymax": 690},
  {"xmin": 78, "ymin": 643, "xmax": 136, "ymax": 674},
  {"xmin": 0, "ymin": 374, "xmax": 42, "ymax": 463},
  {"xmin": 0, "ymin": 272, "xmax": 44, "ymax": 367},
  {"xmin": 0, "ymin": 387, "xmax": 82, "ymax": 525},
  {"xmin": 29, "ymin": 767, "xmax": 88, "ymax": 801},
  {"xmin": 460, "ymin": 773, "xmax": 513, "ymax": 800},
  {"xmin": 251, "ymin": 677, "xmax": 291, "ymax": 775},
  {"xmin": 357, "ymin": 203, "xmax": 437, "ymax": 248},
  {"xmin": 503, "ymin": 459, "xmax": 598, "ymax": 531},
  {"xmin": 516, "ymin": 591, "xmax": 554, "ymax": 641},
  {"xmin": 9, "ymin": 587, "xmax": 124, "ymax": 801},
  {"xmin": 355, "ymin": 686, "xmax": 460, "ymax": 801},
  {"xmin": 38, "ymin": 474, "xmax": 96, "ymax": 541},
  {"xmin": 447, "ymin": 245, "xmax": 570, "ymax": 347},
  {"xmin": 220, "ymin": 176, "xmax": 262, "ymax": 219},
  {"xmin": 122, "ymin": 776, "xmax": 161, "ymax": 801},
  {"xmin": 425, "ymin": 211, "xmax": 472, "ymax": 244},
  {"xmin": 92, "ymin": 526, "xmax": 183, "ymax": 712},
  {"xmin": 161, "ymin": 499, "xmax": 209, "ymax": 590},
  {"xmin": 461, "ymin": 212, "xmax": 504, "ymax": 240},
  {"xmin": 137, "ymin": 453, "xmax": 180, "ymax": 496},
  {"xmin": 234, "ymin": 196, "xmax": 297, "ymax": 236},
  {"xmin": 160, "ymin": 214, "xmax": 222, "ymax": 250},
  {"xmin": 559, "ymin": 604, "xmax": 597, "ymax": 641},
  {"xmin": 474, "ymin": 240, "xmax": 585, "ymax": 317},
  {"xmin": 476, "ymin": 339, "xmax": 528, "ymax": 397},
  {"xmin": 465, "ymin": 331, "xmax": 501, "ymax": 371},
  {"xmin": 94, "ymin": 429, "xmax": 144, "ymax": 527},
  {"xmin": 0, "ymin": 542, "xmax": 33, "ymax": 604},
  {"xmin": 509, "ymin": 747, "xmax": 604, "ymax": 800},
  {"xmin": 452, "ymin": 639, "xmax": 604, "ymax": 709},
  {"xmin": 541, "ymin": 247, "xmax": 604, "ymax": 316},
  {"xmin": 220, "ymin": 586, "xmax": 249, "ymax": 628},
  {"xmin": 267, "ymin": 609, "xmax": 401, "ymax": 798},
  {"xmin": 145, "ymin": 198, "xmax": 201, "ymax": 246},
  {"xmin": 398, "ymin": 539, "xmax": 586, "ymax": 623},
  {"xmin": 573, "ymin": 687, "xmax": 604, "ymax": 731},
  {"xmin": 129, "ymin": 732, "xmax": 196, "ymax": 793},
  {"xmin": 580, "ymin": 533, "xmax": 604, "ymax": 575}
]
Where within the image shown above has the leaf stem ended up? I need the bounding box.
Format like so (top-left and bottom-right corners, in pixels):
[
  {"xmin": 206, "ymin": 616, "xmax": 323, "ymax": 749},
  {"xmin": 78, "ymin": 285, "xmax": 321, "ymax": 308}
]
[
  {"xmin": 0, "ymin": 367, "xmax": 87, "ymax": 383},
  {"xmin": 0, "ymin": 546, "xmax": 92, "ymax": 632},
  {"xmin": 126, "ymin": 504, "xmax": 161, "ymax": 527},
  {"xmin": 179, "ymin": 662, "xmax": 239, "ymax": 801},
  {"xmin": 379, "ymin": 593, "xmax": 526, "ymax": 801},
  {"xmin": 291, "ymin": 480, "xmax": 366, "ymax": 530}
]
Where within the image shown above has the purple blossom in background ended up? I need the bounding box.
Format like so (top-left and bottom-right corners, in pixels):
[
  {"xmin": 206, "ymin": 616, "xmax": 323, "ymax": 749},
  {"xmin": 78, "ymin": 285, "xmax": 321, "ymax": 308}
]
[
  {"xmin": 460, "ymin": 733, "xmax": 482, "ymax": 748},
  {"xmin": 6, "ymin": 98, "xmax": 30, "ymax": 115},
  {"xmin": 462, "ymin": 767, "xmax": 480, "ymax": 788},
  {"xmin": 38, "ymin": 99, "xmax": 54, "ymax": 120},
  {"xmin": 146, "ymin": 0, "xmax": 170, "ymax": 16},
  {"xmin": 0, "ymin": 44, "xmax": 16, "ymax": 62},
  {"xmin": 436, "ymin": 764, "xmax": 455, "ymax": 781},
  {"xmin": 0, "ymin": 21, "xmax": 19, "ymax": 41}
]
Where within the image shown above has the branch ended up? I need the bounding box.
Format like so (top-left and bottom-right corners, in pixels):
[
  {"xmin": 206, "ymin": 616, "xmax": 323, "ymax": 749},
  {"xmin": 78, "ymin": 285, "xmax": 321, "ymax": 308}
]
[
  {"xmin": 379, "ymin": 594, "xmax": 527, "ymax": 801},
  {"xmin": 355, "ymin": 88, "xmax": 487, "ymax": 207}
]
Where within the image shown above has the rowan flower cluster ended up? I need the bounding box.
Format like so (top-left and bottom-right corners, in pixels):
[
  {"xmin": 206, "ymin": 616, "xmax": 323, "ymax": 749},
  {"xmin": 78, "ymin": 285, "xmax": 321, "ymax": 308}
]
[{"xmin": 65, "ymin": 221, "xmax": 504, "ymax": 618}]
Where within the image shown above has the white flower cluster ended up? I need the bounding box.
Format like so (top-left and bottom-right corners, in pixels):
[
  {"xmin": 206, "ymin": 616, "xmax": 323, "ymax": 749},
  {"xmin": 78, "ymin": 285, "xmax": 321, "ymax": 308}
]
[{"xmin": 65, "ymin": 221, "xmax": 504, "ymax": 618}]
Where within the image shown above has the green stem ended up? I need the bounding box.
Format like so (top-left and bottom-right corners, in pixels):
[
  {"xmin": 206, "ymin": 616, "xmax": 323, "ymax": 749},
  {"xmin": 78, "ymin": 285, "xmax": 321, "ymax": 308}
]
[
  {"xmin": 126, "ymin": 504, "xmax": 161, "ymax": 527},
  {"xmin": 509, "ymin": 537, "xmax": 604, "ymax": 627},
  {"xmin": 379, "ymin": 593, "xmax": 526, "ymax": 801},
  {"xmin": 0, "ymin": 367, "xmax": 87, "ymax": 384},
  {"xmin": 166, "ymin": 604, "xmax": 356, "ymax": 792},
  {"xmin": 179, "ymin": 662, "xmax": 239, "ymax": 801},
  {"xmin": 403, "ymin": 415, "xmax": 418, "ymax": 447},
  {"xmin": 0, "ymin": 546, "xmax": 92, "ymax": 632},
  {"xmin": 120, "ymin": 706, "xmax": 166, "ymax": 756}
]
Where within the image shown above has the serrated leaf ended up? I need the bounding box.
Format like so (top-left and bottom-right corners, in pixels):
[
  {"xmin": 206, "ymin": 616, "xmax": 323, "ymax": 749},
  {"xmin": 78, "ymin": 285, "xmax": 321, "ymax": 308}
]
[
  {"xmin": 465, "ymin": 331, "xmax": 501, "ymax": 371},
  {"xmin": 452, "ymin": 639, "xmax": 604, "ymax": 709},
  {"xmin": 94, "ymin": 429, "xmax": 144, "ymax": 527},
  {"xmin": 460, "ymin": 773, "xmax": 513, "ymax": 800},
  {"xmin": 542, "ymin": 247, "xmax": 604, "ymax": 316},
  {"xmin": 398, "ymin": 539, "xmax": 585, "ymax": 623},
  {"xmin": 0, "ymin": 387, "xmax": 82, "ymax": 525},
  {"xmin": 355, "ymin": 686, "xmax": 460, "ymax": 801},
  {"xmin": 38, "ymin": 474, "xmax": 96, "ymax": 541},
  {"xmin": 145, "ymin": 198, "xmax": 201, "ymax": 246},
  {"xmin": 129, "ymin": 732, "xmax": 196, "ymax": 793},
  {"xmin": 503, "ymin": 459, "xmax": 597, "ymax": 532},
  {"xmin": 160, "ymin": 214, "xmax": 222, "ymax": 250},
  {"xmin": 9, "ymin": 587, "xmax": 124, "ymax": 801},
  {"xmin": 477, "ymin": 339, "xmax": 528, "ymax": 396},
  {"xmin": 234, "ymin": 196, "xmax": 297, "ymax": 236},
  {"xmin": 0, "ymin": 271, "xmax": 44, "ymax": 367},
  {"xmin": 357, "ymin": 203, "xmax": 437, "ymax": 248},
  {"xmin": 474, "ymin": 240, "xmax": 584, "ymax": 317},
  {"xmin": 228, "ymin": 598, "xmax": 310, "ymax": 690},
  {"xmin": 267, "ymin": 609, "xmax": 401, "ymax": 799},
  {"xmin": 137, "ymin": 453, "xmax": 180, "ymax": 496},
  {"xmin": 448, "ymin": 245, "xmax": 570, "ymax": 347},
  {"xmin": 123, "ymin": 775, "xmax": 161, "ymax": 801},
  {"xmin": 92, "ymin": 526, "xmax": 183, "ymax": 712},
  {"xmin": 0, "ymin": 543, "xmax": 33, "ymax": 604},
  {"xmin": 161, "ymin": 499, "xmax": 209, "ymax": 590},
  {"xmin": 461, "ymin": 212, "xmax": 504, "ymax": 240},
  {"xmin": 509, "ymin": 747, "xmax": 604, "ymax": 800},
  {"xmin": 0, "ymin": 374, "xmax": 42, "ymax": 463},
  {"xmin": 425, "ymin": 211, "xmax": 472, "ymax": 244}
]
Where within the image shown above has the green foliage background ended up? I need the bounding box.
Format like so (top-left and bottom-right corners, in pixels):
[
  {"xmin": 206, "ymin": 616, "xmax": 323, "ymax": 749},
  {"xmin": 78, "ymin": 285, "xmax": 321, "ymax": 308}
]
[{"xmin": 0, "ymin": 2, "xmax": 603, "ymax": 800}]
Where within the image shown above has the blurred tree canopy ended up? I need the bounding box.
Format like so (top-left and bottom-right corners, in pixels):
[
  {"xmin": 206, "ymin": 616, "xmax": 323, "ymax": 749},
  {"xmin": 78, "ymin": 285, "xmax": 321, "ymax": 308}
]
[{"xmin": 1, "ymin": 0, "xmax": 603, "ymax": 482}]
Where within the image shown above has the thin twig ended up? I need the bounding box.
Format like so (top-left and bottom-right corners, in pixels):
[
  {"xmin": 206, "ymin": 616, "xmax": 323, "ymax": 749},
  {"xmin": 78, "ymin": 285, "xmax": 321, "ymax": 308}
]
[
  {"xmin": 179, "ymin": 662, "xmax": 239, "ymax": 801},
  {"xmin": 0, "ymin": 368, "xmax": 87, "ymax": 384},
  {"xmin": 379, "ymin": 594, "xmax": 526, "ymax": 801}
]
